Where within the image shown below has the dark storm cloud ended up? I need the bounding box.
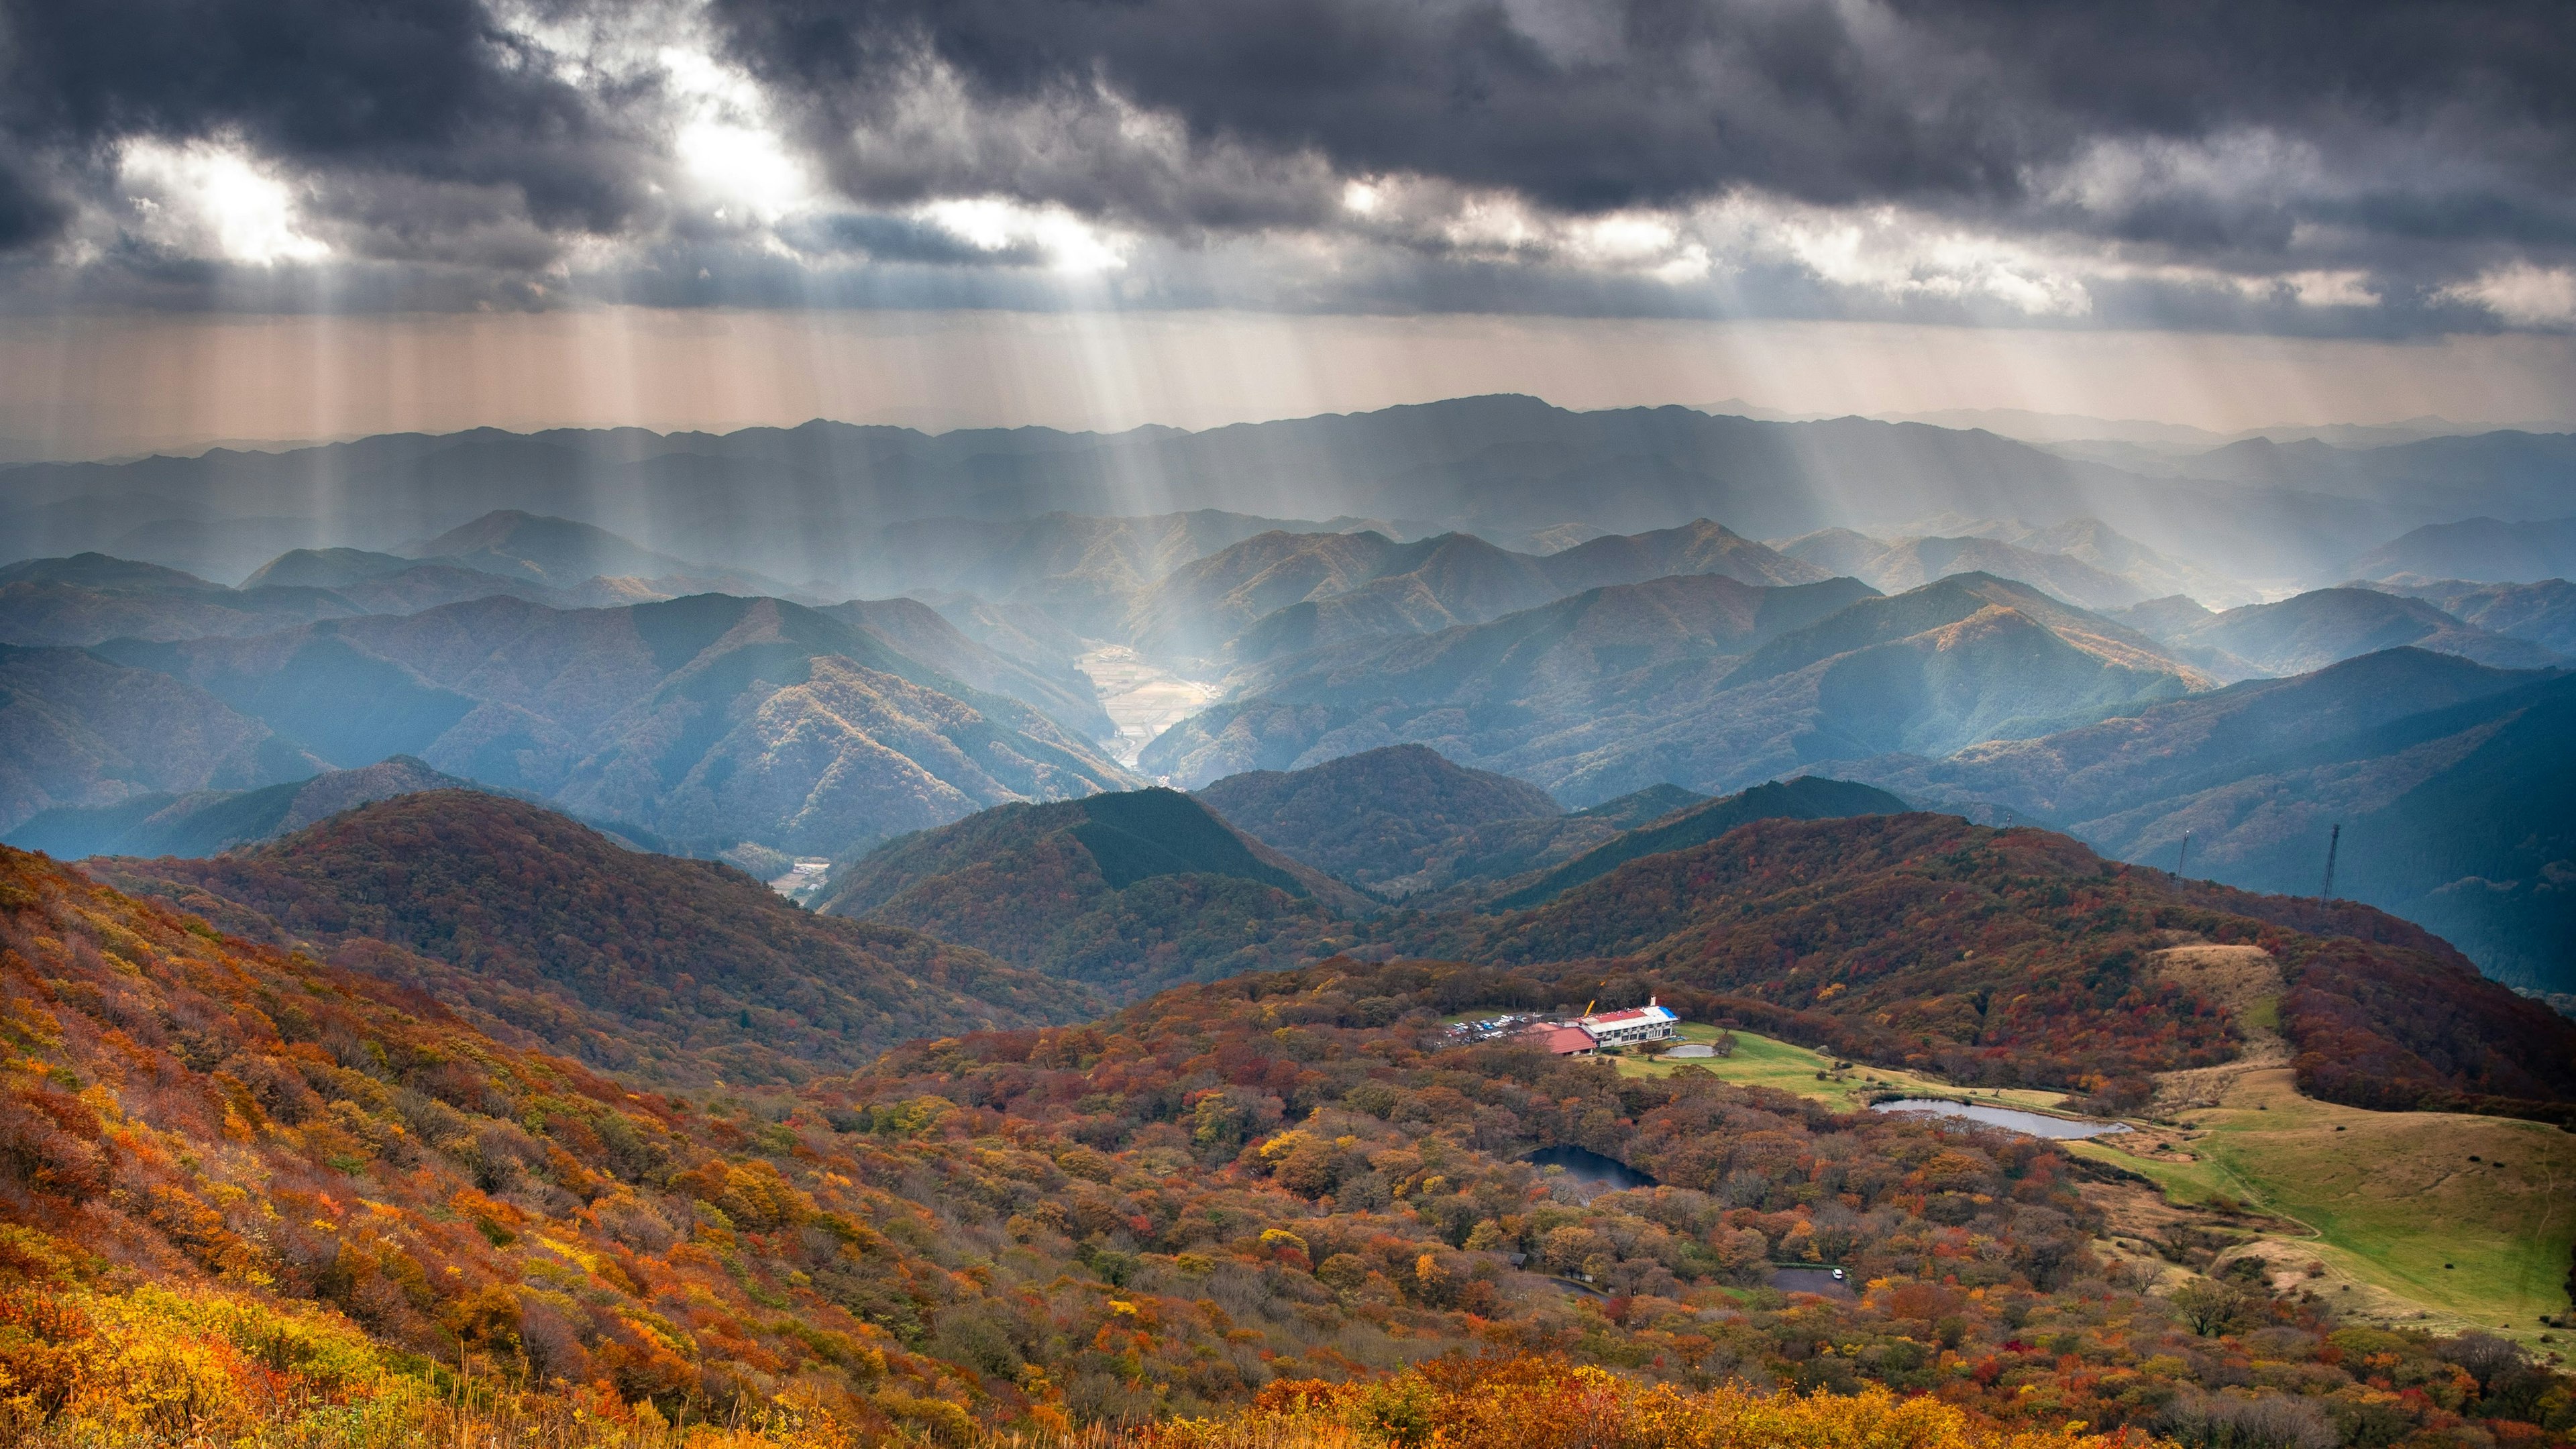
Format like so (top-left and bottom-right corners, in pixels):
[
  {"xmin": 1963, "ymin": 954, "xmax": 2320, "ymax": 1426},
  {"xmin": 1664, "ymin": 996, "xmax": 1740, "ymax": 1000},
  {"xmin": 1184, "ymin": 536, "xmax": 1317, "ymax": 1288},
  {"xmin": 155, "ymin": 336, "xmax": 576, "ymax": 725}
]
[
  {"xmin": 0, "ymin": 0, "xmax": 2571, "ymax": 326},
  {"xmin": 0, "ymin": 0, "xmax": 655, "ymax": 246},
  {"xmin": 710, "ymin": 0, "xmax": 2576, "ymax": 252}
]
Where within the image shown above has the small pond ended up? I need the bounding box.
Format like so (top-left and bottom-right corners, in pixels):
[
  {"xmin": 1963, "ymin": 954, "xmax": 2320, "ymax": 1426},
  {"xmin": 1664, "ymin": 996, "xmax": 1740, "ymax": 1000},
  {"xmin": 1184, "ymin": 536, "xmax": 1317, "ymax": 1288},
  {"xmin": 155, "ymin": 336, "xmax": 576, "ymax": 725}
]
[
  {"xmin": 1525, "ymin": 1144, "xmax": 1660, "ymax": 1193},
  {"xmin": 1870, "ymin": 1098, "xmax": 2131, "ymax": 1139}
]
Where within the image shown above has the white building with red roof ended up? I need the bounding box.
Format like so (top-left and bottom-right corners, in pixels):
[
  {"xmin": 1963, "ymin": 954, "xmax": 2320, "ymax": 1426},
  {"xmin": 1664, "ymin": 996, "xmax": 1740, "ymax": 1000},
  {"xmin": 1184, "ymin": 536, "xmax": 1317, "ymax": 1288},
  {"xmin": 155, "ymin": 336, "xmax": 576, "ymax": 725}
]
[{"xmin": 1576, "ymin": 999, "xmax": 1679, "ymax": 1048}]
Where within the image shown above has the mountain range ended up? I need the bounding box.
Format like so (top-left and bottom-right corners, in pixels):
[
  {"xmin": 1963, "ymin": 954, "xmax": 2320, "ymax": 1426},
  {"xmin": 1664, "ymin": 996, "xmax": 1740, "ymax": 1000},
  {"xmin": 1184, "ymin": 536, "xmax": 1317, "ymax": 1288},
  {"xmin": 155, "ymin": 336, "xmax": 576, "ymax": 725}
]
[
  {"xmin": 48, "ymin": 592, "xmax": 1130, "ymax": 857},
  {"xmin": 1128, "ymin": 521, "xmax": 1831, "ymax": 665},
  {"xmin": 2108, "ymin": 587, "xmax": 2565, "ymax": 681},
  {"xmin": 1847, "ymin": 649, "xmax": 2575, "ymax": 989},
  {"xmin": 10, "ymin": 398, "xmax": 2569, "ymax": 591},
  {"xmin": 1146, "ymin": 572, "xmax": 2211, "ymax": 804}
]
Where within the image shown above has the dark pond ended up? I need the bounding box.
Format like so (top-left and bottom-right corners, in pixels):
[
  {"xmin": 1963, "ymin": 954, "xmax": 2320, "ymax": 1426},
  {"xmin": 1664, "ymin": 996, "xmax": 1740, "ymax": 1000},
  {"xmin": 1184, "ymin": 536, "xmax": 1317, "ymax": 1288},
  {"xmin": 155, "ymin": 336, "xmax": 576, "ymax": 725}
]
[
  {"xmin": 1870, "ymin": 1098, "xmax": 2131, "ymax": 1139},
  {"xmin": 1766, "ymin": 1266, "xmax": 1856, "ymax": 1299},
  {"xmin": 1525, "ymin": 1144, "xmax": 1659, "ymax": 1194}
]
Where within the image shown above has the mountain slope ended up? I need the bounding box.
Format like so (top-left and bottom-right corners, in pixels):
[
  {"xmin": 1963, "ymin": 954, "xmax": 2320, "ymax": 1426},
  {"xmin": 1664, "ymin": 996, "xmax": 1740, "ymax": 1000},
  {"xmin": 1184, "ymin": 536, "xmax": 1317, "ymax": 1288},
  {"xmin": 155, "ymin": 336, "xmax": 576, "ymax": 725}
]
[
  {"xmin": 819, "ymin": 596, "xmax": 1112, "ymax": 739},
  {"xmin": 94, "ymin": 790, "xmax": 1089, "ymax": 1083},
  {"xmin": 1194, "ymin": 745, "xmax": 1561, "ymax": 890},
  {"xmin": 93, "ymin": 592, "xmax": 1134, "ymax": 855},
  {"xmin": 817, "ymin": 788, "xmax": 1366, "ymax": 998},
  {"xmin": 1482, "ymin": 775, "xmax": 1910, "ymax": 910},
  {"xmin": 0, "ymin": 643, "xmax": 324, "ymax": 830},
  {"xmin": 1147, "ymin": 573, "xmax": 2208, "ymax": 805}
]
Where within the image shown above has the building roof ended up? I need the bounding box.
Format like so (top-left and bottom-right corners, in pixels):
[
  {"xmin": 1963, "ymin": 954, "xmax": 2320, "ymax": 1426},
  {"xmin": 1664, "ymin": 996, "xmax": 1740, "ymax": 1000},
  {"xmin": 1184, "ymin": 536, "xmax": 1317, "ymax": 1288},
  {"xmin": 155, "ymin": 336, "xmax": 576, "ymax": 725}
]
[
  {"xmin": 1519, "ymin": 1024, "xmax": 1597, "ymax": 1055},
  {"xmin": 1582, "ymin": 1004, "xmax": 1678, "ymax": 1028}
]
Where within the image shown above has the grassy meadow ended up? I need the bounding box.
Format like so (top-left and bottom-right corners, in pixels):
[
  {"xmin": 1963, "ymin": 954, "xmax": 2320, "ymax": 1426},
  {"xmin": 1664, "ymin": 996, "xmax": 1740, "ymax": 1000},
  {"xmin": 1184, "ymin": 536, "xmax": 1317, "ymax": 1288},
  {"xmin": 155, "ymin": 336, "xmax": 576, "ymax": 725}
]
[{"xmin": 2073, "ymin": 1063, "xmax": 2576, "ymax": 1346}]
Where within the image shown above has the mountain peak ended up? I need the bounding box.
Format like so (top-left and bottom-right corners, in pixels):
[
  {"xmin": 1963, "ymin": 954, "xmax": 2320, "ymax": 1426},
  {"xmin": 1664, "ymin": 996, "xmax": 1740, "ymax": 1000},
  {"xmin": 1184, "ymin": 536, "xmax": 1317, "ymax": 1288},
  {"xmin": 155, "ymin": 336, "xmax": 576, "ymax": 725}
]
[{"xmin": 1197, "ymin": 745, "xmax": 1562, "ymax": 890}]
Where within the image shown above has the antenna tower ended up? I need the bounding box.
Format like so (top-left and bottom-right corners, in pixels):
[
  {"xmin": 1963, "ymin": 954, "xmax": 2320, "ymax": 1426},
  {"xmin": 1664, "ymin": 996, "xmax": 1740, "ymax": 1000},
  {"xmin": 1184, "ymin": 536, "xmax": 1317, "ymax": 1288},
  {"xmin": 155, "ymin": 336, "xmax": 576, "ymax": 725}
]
[
  {"xmin": 2319, "ymin": 823, "xmax": 2341, "ymax": 902},
  {"xmin": 2175, "ymin": 832, "xmax": 2190, "ymax": 879}
]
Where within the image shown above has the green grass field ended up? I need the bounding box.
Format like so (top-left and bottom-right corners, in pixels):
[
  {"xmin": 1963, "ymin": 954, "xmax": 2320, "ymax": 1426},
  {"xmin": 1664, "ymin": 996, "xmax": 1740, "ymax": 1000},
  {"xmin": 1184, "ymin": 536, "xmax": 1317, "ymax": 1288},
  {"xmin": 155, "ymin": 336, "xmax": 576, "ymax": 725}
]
[
  {"xmin": 1611, "ymin": 1023, "xmax": 2076, "ymax": 1115},
  {"xmin": 2072, "ymin": 1065, "xmax": 2576, "ymax": 1344}
]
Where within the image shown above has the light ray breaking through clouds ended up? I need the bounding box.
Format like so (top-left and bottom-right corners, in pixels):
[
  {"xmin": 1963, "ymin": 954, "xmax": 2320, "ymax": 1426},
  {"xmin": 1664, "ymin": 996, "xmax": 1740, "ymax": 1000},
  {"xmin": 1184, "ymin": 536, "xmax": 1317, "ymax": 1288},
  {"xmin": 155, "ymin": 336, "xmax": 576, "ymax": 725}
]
[
  {"xmin": 0, "ymin": 0, "xmax": 2572, "ymax": 447},
  {"xmin": 5, "ymin": 308, "xmax": 2573, "ymax": 461}
]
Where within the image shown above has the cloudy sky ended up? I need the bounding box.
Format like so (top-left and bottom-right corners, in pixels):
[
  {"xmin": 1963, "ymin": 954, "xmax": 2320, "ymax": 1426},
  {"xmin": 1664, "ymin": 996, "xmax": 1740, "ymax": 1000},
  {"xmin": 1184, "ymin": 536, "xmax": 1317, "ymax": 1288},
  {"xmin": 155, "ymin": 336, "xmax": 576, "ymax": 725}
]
[{"xmin": 3, "ymin": 0, "xmax": 2573, "ymax": 450}]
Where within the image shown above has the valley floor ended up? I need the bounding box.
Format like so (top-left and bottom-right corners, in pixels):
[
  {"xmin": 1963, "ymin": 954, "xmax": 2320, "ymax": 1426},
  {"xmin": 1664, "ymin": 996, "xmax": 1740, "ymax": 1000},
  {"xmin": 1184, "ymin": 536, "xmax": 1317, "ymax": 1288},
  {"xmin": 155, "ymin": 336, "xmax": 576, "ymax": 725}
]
[{"xmin": 1077, "ymin": 644, "xmax": 1224, "ymax": 769}]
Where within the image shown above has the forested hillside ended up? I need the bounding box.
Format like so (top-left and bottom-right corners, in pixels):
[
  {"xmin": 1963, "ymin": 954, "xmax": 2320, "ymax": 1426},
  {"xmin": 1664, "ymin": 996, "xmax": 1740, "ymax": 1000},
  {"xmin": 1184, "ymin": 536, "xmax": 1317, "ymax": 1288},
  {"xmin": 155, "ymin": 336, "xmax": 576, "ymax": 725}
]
[
  {"xmin": 91, "ymin": 791, "xmax": 1091, "ymax": 1084},
  {"xmin": 9, "ymin": 847, "xmax": 2568, "ymax": 1448},
  {"xmin": 1195, "ymin": 744, "xmax": 1564, "ymax": 891},
  {"xmin": 817, "ymin": 788, "xmax": 1368, "ymax": 998},
  {"xmin": 1407, "ymin": 812, "xmax": 2576, "ymax": 1121}
]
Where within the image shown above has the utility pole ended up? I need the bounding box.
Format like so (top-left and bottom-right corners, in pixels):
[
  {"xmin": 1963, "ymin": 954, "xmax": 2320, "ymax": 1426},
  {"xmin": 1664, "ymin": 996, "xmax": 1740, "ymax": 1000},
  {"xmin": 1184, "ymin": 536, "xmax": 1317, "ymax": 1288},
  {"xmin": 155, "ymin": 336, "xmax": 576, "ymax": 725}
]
[
  {"xmin": 2319, "ymin": 823, "xmax": 2340, "ymax": 902},
  {"xmin": 2174, "ymin": 832, "xmax": 2190, "ymax": 879}
]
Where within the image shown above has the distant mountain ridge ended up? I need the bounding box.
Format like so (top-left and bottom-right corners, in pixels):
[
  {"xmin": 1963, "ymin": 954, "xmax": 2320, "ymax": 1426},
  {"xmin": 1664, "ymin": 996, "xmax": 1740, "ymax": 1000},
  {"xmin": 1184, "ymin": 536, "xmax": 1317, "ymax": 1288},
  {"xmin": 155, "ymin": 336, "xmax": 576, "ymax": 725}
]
[
  {"xmin": 1128, "ymin": 519, "xmax": 1825, "ymax": 663},
  {"xmin": 1148, "ymin": 572, "xmax": 2210, "ymax": 804},
  {"xmin": 89, "ymin": 591, "xmax": 1132, "ymax": 857},
  {"xmin": 5, "ymin": 755, "xmax": 492, "ymax": 859},
  {"xmin": 2112, "ymin": 586, "xmax": 2563, "ymax": 681},
  {"xmin": 2365, "ymin": 577, "xmax": 2576, "ymax": 655},
  {"xmin": 23, "ymin": 396, "xmax": 2561, "ymax": 591},
  {"xmin": 1776, "ymin": 529, "xmax": 2151, "ymax": 611},
  {"xmin": 1847, "ymin": 648, "xmax": 2575, "ymax": 989},
  {"xmin": 2345, "ymin": 514, "xmax": 2576, "ymax": 584}
]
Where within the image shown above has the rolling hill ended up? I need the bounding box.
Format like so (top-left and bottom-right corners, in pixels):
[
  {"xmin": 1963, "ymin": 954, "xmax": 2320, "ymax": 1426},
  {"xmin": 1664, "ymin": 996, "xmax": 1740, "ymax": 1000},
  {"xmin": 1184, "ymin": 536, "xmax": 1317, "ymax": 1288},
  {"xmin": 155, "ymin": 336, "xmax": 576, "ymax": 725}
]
[
  {"xmin": 1193, "ymin": 745, "xmax": 1562, "ymax": 891},
  {"xmin": 32, "ymin": 833, "xmax": 2569, "ymax": 1447},
  {"xmin": 816, "ymin": 787, "xmax": 1367, "ymax": 998},
  {"xmin": 1146, "ymin": 573, "xmax": 2211, "ymax": 805},
  {"xmin": 92, "ymin": 790, "xmax": 1089, "ymax": 1083}
]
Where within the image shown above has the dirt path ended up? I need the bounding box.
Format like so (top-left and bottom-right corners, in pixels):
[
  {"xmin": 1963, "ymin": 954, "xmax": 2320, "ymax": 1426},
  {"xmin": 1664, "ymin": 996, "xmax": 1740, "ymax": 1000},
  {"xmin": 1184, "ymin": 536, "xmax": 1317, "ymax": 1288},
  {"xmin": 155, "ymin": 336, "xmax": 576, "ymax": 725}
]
[{"xmin": 2146, "ymin": 943, "xmax": 2286, "ymax": 1116}]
